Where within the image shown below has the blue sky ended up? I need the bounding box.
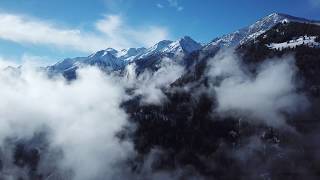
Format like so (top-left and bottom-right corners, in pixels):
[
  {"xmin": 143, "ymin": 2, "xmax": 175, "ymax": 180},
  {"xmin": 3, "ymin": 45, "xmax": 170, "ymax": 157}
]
[{"xmin": 0, "ymin": 0, "xmax": 319, "ymax": 64}]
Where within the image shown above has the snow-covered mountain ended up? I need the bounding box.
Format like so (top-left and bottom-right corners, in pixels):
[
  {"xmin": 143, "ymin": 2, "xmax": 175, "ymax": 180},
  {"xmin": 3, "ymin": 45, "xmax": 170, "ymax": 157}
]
[
  {"xmin": 136, "ymin": 36, "xmax": 202, "ymax": 59},
  {"xmin": 47, "ymin": 36, "xmax": 201, "ymax": 76},
  {"xmin": 124, "ymin": 14, "xmax": 320, "ymax": 180},
  {"xmin": 116, "ymin": 47, "xmax": 147, "ymax": 62},
  {"xmin": 5, "ymin": 13, "xmax": 320, "ymax": 180},
  {"xmin": 47, "ymin": 13, "xmax": 319, "ymax": 79},
  {"xmin": 203, "ymin": 13, "xmax": 320, "ymax": 51},
  {"xmin": 49, "ymin": 47, "xmax": 146, "ymax": 73}
]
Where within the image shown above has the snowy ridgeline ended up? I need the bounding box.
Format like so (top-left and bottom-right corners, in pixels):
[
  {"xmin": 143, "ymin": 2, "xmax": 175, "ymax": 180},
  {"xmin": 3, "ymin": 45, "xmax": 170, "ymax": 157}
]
[{"xmin": 267, "ymin": 36, "xmax": 320, "ymax": 50}]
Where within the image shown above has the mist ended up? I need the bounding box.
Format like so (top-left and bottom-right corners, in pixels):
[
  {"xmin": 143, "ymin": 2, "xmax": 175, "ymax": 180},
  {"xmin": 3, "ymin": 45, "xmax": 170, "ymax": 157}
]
[
  {"xmin": 124, "ymin": 57, "xmax": 185, "ymax": 105},
  {"xmin": 0, "ymin": 57, "xmax": 186, "ymax": 180},
  {"xmin": 207, "ymin": 50, "xmax": 309, "ymax": 127},
  {"xmin": 0, "ymin": 62, "xmax": 132, "ymax": 180},
  {"xmin": 0, "ymin": 49, "xmax": 316, "ymax": 180}
]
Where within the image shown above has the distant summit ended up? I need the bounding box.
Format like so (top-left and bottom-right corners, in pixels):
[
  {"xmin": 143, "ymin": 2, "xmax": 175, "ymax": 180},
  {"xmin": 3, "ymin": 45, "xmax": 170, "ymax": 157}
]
[
  {"xmin": 204, "ymin": 13, "xmax": 320, "ymax": 51},
  {"xmin": 47, "ymin": 36, "xmax": 202, "ymax": 77}
]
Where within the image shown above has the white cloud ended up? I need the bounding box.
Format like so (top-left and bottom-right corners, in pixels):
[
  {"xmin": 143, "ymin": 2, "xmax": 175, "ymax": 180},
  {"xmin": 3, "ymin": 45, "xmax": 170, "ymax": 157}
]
[
  {"xmin": 0, "ymin": 13, "xmax": 170, "ymax": 53},
  {"xmin": 157, "ymin": 3, "xmax": 164, "ymax": 8},
  {"xmin": 0, "ymin": 56, "xmax": 18, "ymax": 69},
  {"xmin": 21, "ymin": 54, "xmax": 54, "ymax": 66},
  {"xmin": 0, "ymin": 55, "xmax": 185, "ymax": 179},
  {"xmin": 156, "ymin": 0, "xmax": 184, "ymax": 11},
  {"xmin": 177, "ymin": 6, "xmax": 184, "ymax": 11},
  {"xmin": 0, "ymin": 60, "xmax": 133, "ymax": 179},
  {"xmin": 95, "ymin": 15, "xmax": 123, "ymax": 35},
  {"xmin": 96, "ymin": 15, "xmax": 170, "ymax": 48},
  {"xmin": 207, "ymin": 50, "xmax": 308, "ymax": 127},
  {"xmin": 167, "ymin": 0, "xmax": 184, "ymax": 11},
  {"xmin": 0, "ymin": 54, "xmax": 55, "ymax": 70},
  {"xmin": 124, "ymin": 58, "xmax": 184, "ymax": 105}
]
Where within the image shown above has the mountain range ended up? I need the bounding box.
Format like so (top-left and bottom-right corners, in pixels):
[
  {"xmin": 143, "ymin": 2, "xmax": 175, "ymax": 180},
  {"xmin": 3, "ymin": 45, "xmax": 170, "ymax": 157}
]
[
  {"xmin": 121, "ymin": 13, "xmax": 320, "ymax": 180},
  {"xmin": 4, "ymin": 13, "xmax": 320, "ymax": 180},
  {"xmin": 46, "ymin": 13, "xmax": 320, "ymax": 80}
]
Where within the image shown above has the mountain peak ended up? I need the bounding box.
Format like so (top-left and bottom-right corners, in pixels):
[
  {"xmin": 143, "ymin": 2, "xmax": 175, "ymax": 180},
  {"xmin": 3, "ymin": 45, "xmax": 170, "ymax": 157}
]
[
  {"xmin": 154, "ymin": 40, "xmax": 174, "ymax": 50},
  {"xmin": 89, "ymin": 48, "xmax": 117, "ymax": 58},
  {"xmin": 178, "ymin": 36, "xmax": 194, "ymax": 42},
  {"xmin": 117, "ymin": 47, "xmax": 147, "ymax": 62},
  {"xmin": 205, "ymin": 13, "xmax": 320, "ymax": 50},
  {"xmin": 119, "ymin": 48, "xmax": 146, "ymax": 56},
  {"xmin": 138, "ymin": 40, "xmax": 173, "ymax": 58},
  {"xmin": 262, "ymin": 12, "xmax": 320, "ymax": 24},
  {"xmin": 267, "ymin": 12, "xmax": 288, "ymax": 18},
  {"xmin": 166, "ymin": 36, "xmax": 202, "ymax": 54}
]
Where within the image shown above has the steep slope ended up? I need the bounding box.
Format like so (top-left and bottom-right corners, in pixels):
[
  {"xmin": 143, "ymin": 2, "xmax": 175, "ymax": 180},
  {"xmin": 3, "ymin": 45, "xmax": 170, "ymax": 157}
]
[
  {"xmin": 162, "ymin": 36, "xmax": 202, "ymax": 55},
  {"xmin": 136, "ymin": 36, "xmax": 202, "ymax": 59},
  {"xmin": 122, "ymin": 14, "xmax": 320, "ymax": 180},
  {"xmin": 237, "ymin": 21, "xmax": 320, "ymax": 96},
  {"xmin": 7, "ymin": 13, "xmax": 320, "ymax": 180},
  {"xmin": 117, "ymin": 47, "xmax": 147, "ymax": 62},
  {"xmin": 203, "ymin": 13, "xmax": 320, "ymax": 52},
  {"xmin": 133, "ymin": 36, "xmax": 202, "ymax": 73},
  {"xmin": 176, "ymin": 13, "xmax": 320, "ymax": 85}
]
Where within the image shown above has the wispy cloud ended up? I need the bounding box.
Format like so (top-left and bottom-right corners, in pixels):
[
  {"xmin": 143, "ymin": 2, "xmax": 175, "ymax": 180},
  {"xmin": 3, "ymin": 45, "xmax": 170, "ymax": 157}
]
[
  {"xmin": 310, "ymin": 0, "xmax": 320, "ymax": 7},
  {"xmin": 0, "ymin": 13, "xmax": 170, "ymax": 53},
  {"xmin": 156, "ymin": 0, "xmax": 184, "ymax": 11},
  {"xmin": 168, "ymin": 0, "xmax": 184, "ymax": 11},
  {"xmin": 95, "ymin": 15, "xmax": 170, "ymax": 49},
  {"xmin": 157, "ymin": 3, "xmax": 164, "ymax": 8}
]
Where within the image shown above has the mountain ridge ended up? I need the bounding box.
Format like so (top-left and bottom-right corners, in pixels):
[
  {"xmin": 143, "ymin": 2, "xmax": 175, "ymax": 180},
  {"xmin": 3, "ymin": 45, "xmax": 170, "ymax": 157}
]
[
  {"xmin": 48, "ymin": 36, "xmax": 202, "ymax": 76},
  {"xmin": 46, "ymin": 12, "xmax": 319, "ymax": 79},
  {"xmin": 203, "ymin": 13, "xmax": 320, "ymax": 51},
  {"xmin": 4, "ymin": 12, "xmax": 320, "ymax": 180}
]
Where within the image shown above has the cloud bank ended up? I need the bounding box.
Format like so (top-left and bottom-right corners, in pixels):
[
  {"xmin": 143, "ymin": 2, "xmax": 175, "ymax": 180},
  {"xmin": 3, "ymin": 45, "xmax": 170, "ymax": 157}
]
[
  {"xmin": 0, "ymin": 62, "xmax": 132, "ymax": 180},
  {"xmin": 124, "ymin": 57, "xmax": 185, "ymax": 105},
  {"xmin": 0, "ymin": 55, "xmax": 186, "ymax": 179},
  {"xmin": 207, "ymin": 50, "xmax": 308, "ymax": 127}
]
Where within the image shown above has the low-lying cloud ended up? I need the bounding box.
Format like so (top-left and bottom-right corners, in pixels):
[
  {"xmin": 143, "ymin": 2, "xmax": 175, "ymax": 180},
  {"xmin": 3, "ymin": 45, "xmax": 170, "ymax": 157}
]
[
  {"xmin": 0, "ymin": 56, "xmax": 186, "ymax": 179},
  {"xmin": 0, "ymin": 48, "xmax": 314, "ymax": 179},
  {"xmin": 207, "ymin": 50, "xmax": 308, "ymax": 127},
  {"xmin": 0, "ymin": 62, "xmax": 132, "ymax": 179},
  {"xmin": 124, "ymin": 58, "xmax": 185, "ymax": 105}
]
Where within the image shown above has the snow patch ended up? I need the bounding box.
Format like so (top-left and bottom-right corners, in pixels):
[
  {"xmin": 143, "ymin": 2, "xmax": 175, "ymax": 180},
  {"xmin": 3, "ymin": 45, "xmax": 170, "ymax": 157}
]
[{"xmin": 267, "ymin": 36, "xmax": 320, "ymax": 50}]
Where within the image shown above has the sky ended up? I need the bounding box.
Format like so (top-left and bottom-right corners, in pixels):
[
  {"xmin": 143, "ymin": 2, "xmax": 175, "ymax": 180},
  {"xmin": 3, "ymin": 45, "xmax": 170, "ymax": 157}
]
[{"xmin": 0, "ymin": 0, "xmax": 319, "ymax": 64}]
